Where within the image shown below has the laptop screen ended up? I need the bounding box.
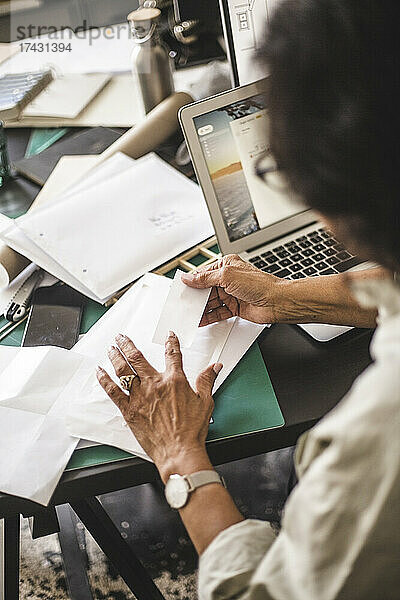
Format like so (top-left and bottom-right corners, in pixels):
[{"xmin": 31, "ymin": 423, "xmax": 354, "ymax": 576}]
[{"xmin": 193, "ymin": 92, "xmax": 306, "ymax": 243}]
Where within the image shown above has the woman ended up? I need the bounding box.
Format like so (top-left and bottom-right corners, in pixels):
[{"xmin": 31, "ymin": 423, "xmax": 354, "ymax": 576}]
[{"xmin": 97, "ymin": 1, "xmax": 400, "ymax": 598}]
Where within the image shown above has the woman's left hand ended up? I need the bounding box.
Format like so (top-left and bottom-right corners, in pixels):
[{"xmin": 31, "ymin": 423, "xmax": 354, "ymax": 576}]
[{"xmin": 96, "ymin": 332, "xmax": 222, "ymax": 483}]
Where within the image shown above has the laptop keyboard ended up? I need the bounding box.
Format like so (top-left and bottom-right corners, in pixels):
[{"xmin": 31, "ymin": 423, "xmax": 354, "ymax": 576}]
[{"xmin": 249, "ymin": 227, "xmax": 361, "ymax": 279}]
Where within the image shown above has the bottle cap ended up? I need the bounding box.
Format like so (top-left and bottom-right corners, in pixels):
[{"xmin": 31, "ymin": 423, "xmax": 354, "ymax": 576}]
[{"xmin": 127, "ymin": 8, "xmax": 160, "ymax": 23}]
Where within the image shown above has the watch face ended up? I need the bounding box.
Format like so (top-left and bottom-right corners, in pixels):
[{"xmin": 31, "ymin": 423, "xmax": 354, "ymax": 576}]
[{"xmin": 165, "ymin": 474, "xmax": 189, "ymax": 509}]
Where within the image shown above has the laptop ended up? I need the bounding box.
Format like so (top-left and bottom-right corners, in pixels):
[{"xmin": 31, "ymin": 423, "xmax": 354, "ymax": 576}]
[{"xmin": 179, "ymin": 79, "xmax": 372, "ymax": 341}]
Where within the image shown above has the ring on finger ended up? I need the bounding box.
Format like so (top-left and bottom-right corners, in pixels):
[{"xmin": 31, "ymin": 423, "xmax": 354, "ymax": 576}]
[{"xmin": 119, "ymin": 374, "xmax": 138, "ymax": 392}]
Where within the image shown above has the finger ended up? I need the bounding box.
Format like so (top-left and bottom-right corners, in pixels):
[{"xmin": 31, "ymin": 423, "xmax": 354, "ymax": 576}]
[
  {"xmin": 196, "ymin": 363, "xmax": 223, "ymax": 397},
  {"xmin": 164, "ymin": 331, "xmax": 183, "ymax": 372},
  {"xmin": 115, "ymin": 334, "xmax": 157, "ymax": 378},
  {"xmin": 108, "ymin": 346, "xmax": 135, "ymax": 377},
  {"xmin": 199, "ymin": 306, "xmax": 233, "ymax": 326},
  {"xmin": 96, "ymin": 366, "xmax": 127, "ymax": 412},
  {"xmin": 181, "ymin": 268, "xmax": 223, "ymax": 289}
]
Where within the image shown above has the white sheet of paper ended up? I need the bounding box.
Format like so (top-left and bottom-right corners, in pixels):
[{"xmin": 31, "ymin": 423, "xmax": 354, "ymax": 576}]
[
  {"xmin": 0, "ymin": 24, "xmax": 133, "ymax": 76},
  {"xmin": 152, "ymin": 269, "xmax": 211, "ymax": 348},
  {"xmin": 63, "ymin": 273, "xmax": 265, "ymax": 457},
  {"xmin": 7, "ymin": 154, "xmax": 213, "ymax": 302},
  {"xmin": 22, "ymin": 74, "xmax": 110, "ymax": 118},
  {"xmin": 0, "ymin": 346, "xmax": 91, "ymax": 505}
]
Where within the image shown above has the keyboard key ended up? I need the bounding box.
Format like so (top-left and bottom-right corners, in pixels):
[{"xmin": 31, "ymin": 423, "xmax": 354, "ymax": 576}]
[
  {"xmin": 301, "ymin": 258, "xmax": 314, "ymax": 267},
  {"xmin": 249, "ymin": 256, "xmax": 260, "ymax": 263},
  {"xmin": 335, "ymin": 257, "xmax": 362, "ymax": 272},
  {"xmin": 279, "ymin": 258, "xmax": 292, "ymax": 267},
  {"xmin": 288, "ymin": 244, "xmax": 302, "ymax": 253},
  {"xmin": 313, "ymin": 253, "xmax": 325, "ymax": 262},
  {"xmin": 299, "ymin": 240, "xmax": 312, "ymax": 248},
  {"xmin": 302, "ymin": 248, "xmax": 314, "ymax": 257},
  {"xmin": 296, "ymin": 236, "xmax": 308, "ymax": 242},
  {"xmin": 262, "ymin": 263, "xmax": 280, "ymax": 274},
  {"xmin": 290, "ymin": 263, "xmax": 302, "ymax": 272},
  {"xmin": 290, "ymin": 253, "xmax": 303, "ymax": 262},
  {"xmin": 324, "ymin": 248, "xmax": 336, "ymax": 257},
  {"xmin": 304, "ymin": 266, "xmax": 317, "ymax": 276},
  {"xmin": 327, "ymin": 256, "xmax": 340, "ymax": 265},
  {"xmin": 336, "ymin": 251, "xmax": 351, "ymax": 261},
  {"xmin": 334, "ymin": 243, "xmax": 345, "ymax": 252},
  {"xmin": 277, "ymin": 250, "xmax": 290, "ymax": 258},
  {"xmin": 254, "ymin": 259, "xmax": 267, "ymax": 268},
  {"xmin": 315, "ymin": 261, "xmax": 329, "ymax": 271},
  {"xmin": 324, "ymin": 238, "xmax": 336, "ymax": 247},
  {"xmin": 261, "ymin": 251, "xmax": 273, "ymax": 259},
  {"xmin": 274, "ymin": 268, "xmax": 291, "ymax": 278},
  {"xmin": 313, "ymin": 243, "xmax": 326, "ymax": 252},
  {"xmin": 309, "ymin": 235, "xmax": 323, "ymax": 243},
  {"xmin": 274, "ymin": 246, "xmax": 285, "ymax": 252},
  {"xmin": 320, "ymin": 268, "xmax": 337, "ymax": 275},
  {"xmin": 284, "ymin": 241, "xmax": 297, "ymax": 247},
  {"xmin": 320, "ymin": 231, "xmax": 331, "ymax": 239},
  {"xmin": 265, "ymin": 255, "xmax": 279, "ymax": 264},
  {"xmin": 291, "ymin": 272, "xmax": 306, "ymax": 279}
]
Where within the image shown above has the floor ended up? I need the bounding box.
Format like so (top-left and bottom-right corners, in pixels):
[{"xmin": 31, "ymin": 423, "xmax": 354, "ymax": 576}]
[{"xmin": 20, "ymin": 449, "xmax": 295, "ymax": 599}]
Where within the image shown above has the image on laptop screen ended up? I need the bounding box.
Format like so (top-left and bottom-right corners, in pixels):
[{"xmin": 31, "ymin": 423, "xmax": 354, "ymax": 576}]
[{"xmin": 194, "ymin": 93, "xmax": 305, "ymax": 242}]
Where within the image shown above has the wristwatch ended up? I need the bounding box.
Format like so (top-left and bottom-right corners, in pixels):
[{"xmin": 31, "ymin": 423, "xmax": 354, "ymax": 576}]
[{"xmin": 165, "ymin": 470, "xmax": 226, "ymax": 509}]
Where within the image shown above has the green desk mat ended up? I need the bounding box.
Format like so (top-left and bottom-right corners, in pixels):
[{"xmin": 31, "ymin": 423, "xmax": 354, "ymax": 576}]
[{"xmin": 66, "ymin": 341, "xmax": 284, "ymax": 471}]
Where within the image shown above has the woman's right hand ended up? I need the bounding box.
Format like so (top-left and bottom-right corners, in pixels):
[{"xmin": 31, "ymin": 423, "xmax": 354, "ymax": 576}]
[{"xmin": 181, "ymin": 254, "xmax": 287, "ymax": 326}]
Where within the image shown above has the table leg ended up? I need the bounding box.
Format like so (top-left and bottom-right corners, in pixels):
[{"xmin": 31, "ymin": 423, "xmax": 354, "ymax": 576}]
[
  {"xmin": 0, "ymin": 515, "xmax": 20, "ymax": 600},
  {"xmin": 56, "ymin": 505, "xmax": 93, "ymax": 600},
  {"xmin": 70, "ymin": 497, "xmax": 165, "ymax": 600}
]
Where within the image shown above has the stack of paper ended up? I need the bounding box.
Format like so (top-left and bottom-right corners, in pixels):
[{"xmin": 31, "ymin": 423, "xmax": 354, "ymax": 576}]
[
  {"xmin": 0, "ymin": 153, "xmax": 214, "ymax": 303},
  {"xmin": 0, "ymin": 271, "xmax": 265, "ymax": 504},
  {"xmin": 63, "ymin": 272, "xmax": 266, "ymax": 458},
  {"xmin": 0, "ymin": 345, "xmax": 92, "ymax": 504}
]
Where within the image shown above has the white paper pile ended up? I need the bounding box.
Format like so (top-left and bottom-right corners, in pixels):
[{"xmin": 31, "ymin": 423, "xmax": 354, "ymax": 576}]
[
  {"xmin": 0, "ymin": 346, "xmax": 92, "ymax": 505},
  {"xmin": 63, "ymin": 273, "xmax": 266, "ymax": 458},
  {"xmin": 0, "ymin": 153, "xmax": 214, "ymax": 303}
]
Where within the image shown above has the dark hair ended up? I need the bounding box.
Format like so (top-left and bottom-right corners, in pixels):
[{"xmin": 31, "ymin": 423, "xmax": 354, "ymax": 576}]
[{"xmin": 263, "ymin": 0, "xmax": 400, "ymax": 269}]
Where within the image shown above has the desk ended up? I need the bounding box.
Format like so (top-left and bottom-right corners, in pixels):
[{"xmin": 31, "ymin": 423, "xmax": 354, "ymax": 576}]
[{"xmin": 0, "ymin": 128, "xmax": 374, "ymax": 600}]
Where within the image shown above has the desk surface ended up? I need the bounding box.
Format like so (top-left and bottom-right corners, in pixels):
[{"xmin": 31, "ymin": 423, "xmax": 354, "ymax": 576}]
[{"xmin": 0, "ymin": 129, "xmax": 374, "ymax": 518}]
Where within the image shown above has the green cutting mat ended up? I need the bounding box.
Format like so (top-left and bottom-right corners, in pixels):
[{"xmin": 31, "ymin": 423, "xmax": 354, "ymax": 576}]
[
  {"xmin": 25, "ymin": 128, "xmax": 70, "ymax": 158},
  {"xmin": 66, "ymin": 341, "xmax": 283, "ymax": 471}
]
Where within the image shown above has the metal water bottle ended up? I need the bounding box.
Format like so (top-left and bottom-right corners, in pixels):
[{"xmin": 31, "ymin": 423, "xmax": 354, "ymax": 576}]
[{"xmin": 128, "ymin": 7, "xmax": 174, "ymax": 114}]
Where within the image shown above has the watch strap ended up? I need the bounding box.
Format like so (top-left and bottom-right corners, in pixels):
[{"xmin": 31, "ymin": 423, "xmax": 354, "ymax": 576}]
[{"xmin": 184, "ymin": 470, "xmax": 225, "ymax": 493}]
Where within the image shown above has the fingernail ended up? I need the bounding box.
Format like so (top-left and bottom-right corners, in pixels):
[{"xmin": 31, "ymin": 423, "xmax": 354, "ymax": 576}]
[
  {"xmin": 181, "ymin": 272, "xmax": 194, "ymax": 281},
  {"xmin": 116, "ymin": 333, "xmax": 126, "ymax": 342},
  {"xmin": 108, "ymin": 345, "xmax": 116, "ymax": 354},
  {"xmin": 213, "ymin": 363, "xmax": 223, "ymax": 375},
  {"xmin": 96, "ymin": 365, "xmax": 104, "ymax": 374},
  {"xmin": 169, "ymin": 330, "xmax": 176, "ymax": 337}
]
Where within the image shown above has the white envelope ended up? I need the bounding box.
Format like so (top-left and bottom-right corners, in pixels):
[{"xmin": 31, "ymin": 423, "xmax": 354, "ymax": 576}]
[
  {"xmin": 0, "ymin": 154, "xmax": 214, "ymax": 303},
  {"xmin": 64, "ymin": 273, "xmax": 265, "ymax": 457},
  {"xmin": 0, "ymin": 346, "xmax": 92, "ymax": 505}
]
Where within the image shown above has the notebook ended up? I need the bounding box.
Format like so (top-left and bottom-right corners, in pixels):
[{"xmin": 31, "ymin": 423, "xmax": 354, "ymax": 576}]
[{"xmin": 14, "ymin": 126, "xmax": 122, "ymax": 185}]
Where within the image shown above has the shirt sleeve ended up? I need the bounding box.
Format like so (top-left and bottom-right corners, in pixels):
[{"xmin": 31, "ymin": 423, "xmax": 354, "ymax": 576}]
[{"xmin": 198, "ymin": 519, "xmax": 277, "ymax": 600}]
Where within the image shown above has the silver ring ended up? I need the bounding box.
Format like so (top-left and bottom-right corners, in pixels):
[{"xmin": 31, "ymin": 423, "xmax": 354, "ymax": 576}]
[{"xmin": 119, "ymin": 374, "xmax": 138, "ymax": 392}]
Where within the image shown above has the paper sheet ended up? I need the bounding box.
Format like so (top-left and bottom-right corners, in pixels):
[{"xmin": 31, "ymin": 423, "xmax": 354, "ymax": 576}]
[
  {"xmin": 0, "ymin": 346, "xmax": 91, "ymax": 505},
  {"xmin": 0, "ymin": 24, "xmax": 133, "ymax": 76},
  {"xmin": 0, "ymin": 154, "xmax": 213, "ymax": 303},
  {"xmin": 152, "ymin": 269, "xmax": 211, "ymax": 348},
  {"xmin": 64, "ymin": 273, "xmax": 265, "ymax": 457},
  {"xmin": 22, "ymin": 74, "xmax": 111, "ymax": 118}
]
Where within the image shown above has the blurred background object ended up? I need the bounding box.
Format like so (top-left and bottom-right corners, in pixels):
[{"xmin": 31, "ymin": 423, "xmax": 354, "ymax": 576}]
[{"xmin": 0, "ymin": 0, "xmax": 225, "ymax": 69}]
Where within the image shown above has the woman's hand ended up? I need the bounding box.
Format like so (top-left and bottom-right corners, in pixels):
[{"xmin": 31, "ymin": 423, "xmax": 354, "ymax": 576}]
[
  {"xmin": 96, "ymin": 332, "xmax": 221, "ymax": 483},
  {"xmin": 181, "ymin": 254, "xmax": 286, "ymax": 326}
]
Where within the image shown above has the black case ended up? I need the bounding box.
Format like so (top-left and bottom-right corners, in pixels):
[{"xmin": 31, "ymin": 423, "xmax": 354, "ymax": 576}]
[{"xmin": 22, "ymin": 284, "xmax": 84, "ymax": 350}]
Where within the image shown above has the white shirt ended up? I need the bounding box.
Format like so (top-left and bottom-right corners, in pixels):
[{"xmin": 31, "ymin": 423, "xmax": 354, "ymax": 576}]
[{"xmin": 199, "ymin": 278, "xmax": 400, "ymax": 600}]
